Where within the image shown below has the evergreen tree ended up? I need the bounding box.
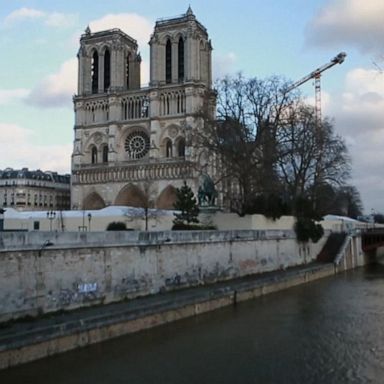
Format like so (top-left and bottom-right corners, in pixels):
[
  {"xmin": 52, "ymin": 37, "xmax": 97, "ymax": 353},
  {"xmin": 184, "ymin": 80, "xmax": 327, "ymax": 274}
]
[{"xmin": 173, "ymin": 182, "xmax": 200, "ymax": 226}]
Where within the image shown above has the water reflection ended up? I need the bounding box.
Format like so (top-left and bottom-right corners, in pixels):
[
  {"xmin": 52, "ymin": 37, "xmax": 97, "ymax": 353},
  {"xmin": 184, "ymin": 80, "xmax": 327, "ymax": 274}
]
[{"xmin": 2, "ymin": 266, "xmax": 384, "ymax": 383}]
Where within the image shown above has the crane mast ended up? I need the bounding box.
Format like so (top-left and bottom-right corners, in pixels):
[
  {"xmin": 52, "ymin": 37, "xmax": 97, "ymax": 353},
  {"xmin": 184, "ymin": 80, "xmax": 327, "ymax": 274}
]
[{"xmin": 286, "ymin": 52, "xmax": 347, "ymax": 124}]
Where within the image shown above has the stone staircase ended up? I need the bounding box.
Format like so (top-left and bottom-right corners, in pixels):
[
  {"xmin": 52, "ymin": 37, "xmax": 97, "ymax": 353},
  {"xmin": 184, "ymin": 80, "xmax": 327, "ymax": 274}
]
[{"xmin": 317, "ymin": 232, "xmax": 347, "ymax": 263}]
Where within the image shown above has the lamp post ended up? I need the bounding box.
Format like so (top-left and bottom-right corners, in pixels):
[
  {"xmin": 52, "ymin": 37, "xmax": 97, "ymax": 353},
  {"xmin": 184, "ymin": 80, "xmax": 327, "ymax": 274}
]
[
  {"xmin": 47, "ymin": 210, "xmax": 56, "ymax": 232},
  {"xmin": 371, "ymin": 208, "xmax": 376, "ymax": 229},
  {"xmin": 0, "ymin": 208, "xmax": 5, "ymax": 231},
  {"xmin": 87, "ymin": 213, "xmax": 92, "ymax": 232}
]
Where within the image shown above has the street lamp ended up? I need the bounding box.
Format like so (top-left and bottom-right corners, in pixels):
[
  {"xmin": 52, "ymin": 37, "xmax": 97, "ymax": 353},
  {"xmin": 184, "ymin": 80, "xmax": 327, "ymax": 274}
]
[
  {"xmin": 371, "ymin": 208, "xmax": 376, "ymax": 229},
  {"xmin": 88, "ymin": 213, "xmax": 92, "ymax": 231},
  {"xmin": 0, "ymin": 208, "xmax": 5, "ymax": 231},
  {"xmin": 47, "ymin": 210, "xmax": 56, "ymax": 232}
]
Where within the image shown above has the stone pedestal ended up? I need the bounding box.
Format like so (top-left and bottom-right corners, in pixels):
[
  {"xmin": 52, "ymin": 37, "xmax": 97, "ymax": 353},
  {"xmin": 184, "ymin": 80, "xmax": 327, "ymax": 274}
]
[{"xmin": 198, "ymin": 206, "xmax": 220, "ymax": 228}]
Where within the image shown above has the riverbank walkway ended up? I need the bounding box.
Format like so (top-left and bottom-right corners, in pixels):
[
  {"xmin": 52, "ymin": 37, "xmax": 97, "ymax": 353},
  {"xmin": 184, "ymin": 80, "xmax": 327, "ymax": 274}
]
[{"xmin": 0, "ymin": 261, "xmax": 335, "ymax": 369}]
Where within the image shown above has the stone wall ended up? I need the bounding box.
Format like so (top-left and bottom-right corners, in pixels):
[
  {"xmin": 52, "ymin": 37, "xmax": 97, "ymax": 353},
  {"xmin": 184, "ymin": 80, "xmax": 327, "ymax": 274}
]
[{"xmin": 0, "ymin": 230, "xmax": 327, "ymax": 323}]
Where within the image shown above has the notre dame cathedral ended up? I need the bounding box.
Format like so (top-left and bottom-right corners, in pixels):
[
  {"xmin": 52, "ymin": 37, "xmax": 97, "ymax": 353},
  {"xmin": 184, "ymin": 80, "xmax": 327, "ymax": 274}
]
[{"xmin": 71, "ymin": 7, "xmax": 215, "ymax": 210}]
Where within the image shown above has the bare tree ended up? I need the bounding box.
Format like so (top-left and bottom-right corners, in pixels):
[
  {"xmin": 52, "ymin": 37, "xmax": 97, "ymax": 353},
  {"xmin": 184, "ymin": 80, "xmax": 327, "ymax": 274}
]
[
  {"xmin": 194, "ymin": 73, "xmax": 356, "ymax": 219},
  {"xmin": 194, "ymin": 73, "xmax": 296, "ymax": 215},
  {"xmin": 139, "ymin": 181, "xmax": 158, "ymax": 231},
  {"xmin": 276, "ymin": 104, "xmax": 351, "ymax": 213}
]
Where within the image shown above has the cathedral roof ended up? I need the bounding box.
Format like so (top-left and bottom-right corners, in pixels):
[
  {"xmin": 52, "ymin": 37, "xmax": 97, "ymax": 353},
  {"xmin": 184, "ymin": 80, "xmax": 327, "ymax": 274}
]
[
  {"xmin": 155, "ymin": 7, "xmax": 207, "ymax": 34},
  {"xmin": 80, "ymin": 28, "xmax": 137, "ymax": 47}
]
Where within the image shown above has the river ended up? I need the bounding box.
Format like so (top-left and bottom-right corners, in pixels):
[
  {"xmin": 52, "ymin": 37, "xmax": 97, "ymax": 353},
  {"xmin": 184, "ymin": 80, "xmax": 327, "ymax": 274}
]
[{"xmin": 2, "ymin": 263, "xmax": 384, "ymax": 383}]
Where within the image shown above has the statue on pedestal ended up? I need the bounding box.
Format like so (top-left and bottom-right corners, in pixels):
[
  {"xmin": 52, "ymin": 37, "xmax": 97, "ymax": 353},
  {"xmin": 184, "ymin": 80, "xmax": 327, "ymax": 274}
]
[{"xmin": 198, "ymin": 173, "xmax": 217, "ymax": 207}]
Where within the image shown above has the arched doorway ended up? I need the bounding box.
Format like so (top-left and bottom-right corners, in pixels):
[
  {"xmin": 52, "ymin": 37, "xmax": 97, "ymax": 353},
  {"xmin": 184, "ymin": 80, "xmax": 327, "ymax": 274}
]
[
  {"xmin": 115, "ymin": 184, "xmax": 146, "ymax": 207},
  {"xmin": 157, "ymin": 185, "xmax": 177, "ymax": 210},
  {"xmin": 83, "ymin": 192, "xmax": 106, "ymax": 210}
]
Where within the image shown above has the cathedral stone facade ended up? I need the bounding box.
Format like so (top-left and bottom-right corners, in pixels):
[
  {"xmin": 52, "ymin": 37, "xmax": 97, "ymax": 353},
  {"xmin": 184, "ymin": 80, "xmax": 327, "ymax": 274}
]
[{"xmin": 71, "ymin": 7, "xmax": 214, "ymax": 210}]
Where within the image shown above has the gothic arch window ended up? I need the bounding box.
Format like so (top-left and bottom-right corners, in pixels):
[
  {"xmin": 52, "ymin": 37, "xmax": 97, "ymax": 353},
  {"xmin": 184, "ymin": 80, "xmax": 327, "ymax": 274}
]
[
  {"xmin": 102, "ymin": 145, "xmax": 108, "ymax": 163},
  {"xmin": 166, "ymin": 39, "xmax": 172, "ymax": 84},
  {"xmin": 91, "ymin": 146, "xmax": 98, "ymax": 164},
  {"xmin": 165, "ymin": 138, "xmax": 173, "ymax": 158},
  {"xmin": 199, "ymin": 40, "xmax": 207, "ymax": 82},
  {"xmin": 91, "ymin": 50, "xmax": 99, "ymax": 94},
  {"xmin": 178, "ymin": 37, "xmax": 184, "ymax": 81},
  {"xmin": 126, "ymin": 53, "xmax": 131, "ymax": 89},
  {"xmin": 104, "ymin": 48, "xmax": 111, "ymax": 91},
  {"xmin": 177, "ymin": 138, "xmax": 186, "ymax": 157}
]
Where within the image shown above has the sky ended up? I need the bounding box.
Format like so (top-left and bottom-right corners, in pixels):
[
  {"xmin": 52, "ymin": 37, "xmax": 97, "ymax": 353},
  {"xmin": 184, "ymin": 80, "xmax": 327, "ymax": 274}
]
[{"xmin": 0, "ymin": 0, "xmax": 383, "ymax": 214}]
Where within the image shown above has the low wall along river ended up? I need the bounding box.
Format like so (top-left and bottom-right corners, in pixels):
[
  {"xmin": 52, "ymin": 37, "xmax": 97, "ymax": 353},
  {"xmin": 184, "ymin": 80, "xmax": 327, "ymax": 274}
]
[
  {"xmin": 0, "ymin": 230, "xmax": 329, "ymax": 322},
  {"xmin": 0, "ymin": 230, "xmax": 369, "ymax": 369}
]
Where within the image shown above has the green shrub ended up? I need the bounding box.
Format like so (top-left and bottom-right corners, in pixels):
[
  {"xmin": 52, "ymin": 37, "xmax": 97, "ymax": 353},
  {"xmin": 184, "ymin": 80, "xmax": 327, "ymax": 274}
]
[
  {"xmin": 172, "ymin": 223, "xmax": 217, "ymax": 230},
  {"xmin": 173, "ymin": 182, "xmax": 200, "ymax": 226},
  {"xmin": 106, "ymin": 221, "xmax": 127, "ymax": 231},
  {"xmin": 294, "ymin": 217, "xmax": 324, "ymax": 243}
]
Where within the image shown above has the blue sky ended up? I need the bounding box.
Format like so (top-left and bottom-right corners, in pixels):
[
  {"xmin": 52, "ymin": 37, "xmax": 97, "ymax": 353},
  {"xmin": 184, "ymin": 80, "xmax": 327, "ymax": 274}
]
[{"xmin": 1, "ymin": 0, "xmax": 384, "ymax": 213}]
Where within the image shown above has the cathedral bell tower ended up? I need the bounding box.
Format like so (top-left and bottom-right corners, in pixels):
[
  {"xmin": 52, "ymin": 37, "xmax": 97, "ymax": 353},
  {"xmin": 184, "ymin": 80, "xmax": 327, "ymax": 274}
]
[
  {"xmin": 71, "ymin": 8, "xmax": 214, "ymax": 213},
  {"xmin": 149, "ymin": 6, "xmax": 212, "ymax": 87},
  {"xmin": 77, "ymin": 26, "xmax": 141, "ymax": 95}
]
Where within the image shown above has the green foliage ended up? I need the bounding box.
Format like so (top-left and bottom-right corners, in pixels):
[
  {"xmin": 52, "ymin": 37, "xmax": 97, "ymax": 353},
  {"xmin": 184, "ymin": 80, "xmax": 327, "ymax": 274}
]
[
  {"xmin": 244, "ymin": 193, "xmax": 289, "ymax": 220},
  {"xmin": 294, "ymin": 217, "xmax": 324, "ymax": 243},
  {"xmin": 294, "ymin": 196, "xmax": 322, "ymax": 221},
  {"xmin": 374, "ymin": 214, "xmax": 384, "ymax": 224},
  {"xmin": 106, "ymin": 221, "xmax": 127, "ymax": 231},
  {"xmin": 172, "ymin": 223, "xmax": 217, "ymax": 230},
  {"xmin": 291, "ymin": 195, "xmax": 324, "ymax": 243},
  {"xmin": 173, "ymin": 182, "xmax": 200, "ymax": 226}
]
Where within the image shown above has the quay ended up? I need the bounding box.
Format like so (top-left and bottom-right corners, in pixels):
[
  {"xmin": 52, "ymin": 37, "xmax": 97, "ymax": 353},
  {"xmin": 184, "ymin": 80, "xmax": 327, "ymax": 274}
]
[
  {"xmin": 1, "ymin": 262, "xmax": 336, "ymax": 370},
  {"xmin": 0, "ymin": 229, "xmax": 371, "ymax": 369}
]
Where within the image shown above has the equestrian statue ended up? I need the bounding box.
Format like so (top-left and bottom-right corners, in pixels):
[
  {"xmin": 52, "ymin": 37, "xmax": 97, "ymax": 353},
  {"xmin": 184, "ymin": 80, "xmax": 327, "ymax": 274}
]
[{"xmin": 198, "ymin": 173, "xmax": 218, "ymax": 207}]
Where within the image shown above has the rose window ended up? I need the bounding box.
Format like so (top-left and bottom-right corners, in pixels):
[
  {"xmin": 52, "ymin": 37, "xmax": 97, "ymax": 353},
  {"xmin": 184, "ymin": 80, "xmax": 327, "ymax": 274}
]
[{"xmin": 125, "ymin": 131, "xmax": 150, "ymax": 159}]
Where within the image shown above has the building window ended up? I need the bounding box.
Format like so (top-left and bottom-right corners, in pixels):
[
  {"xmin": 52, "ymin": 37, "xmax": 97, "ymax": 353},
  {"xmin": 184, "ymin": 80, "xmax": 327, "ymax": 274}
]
[
  {"xmin": 91, "ymin": 146, "xmax": 98, "ymax": 164},
  {"xmin": 33, "ymin": 221, "xmax": 40, "ymax": 230},
  {"xmin": 177, "ymin": 138, "xmax": 186, "ymax": 157},
  {"xmin": 104, "ymin": 48, "xmax": 111, "ymax": 91},
  {"xmin": 125, "ymin": 131, "xmax": 150, "ymax": 159},
  {"xmin": 165, "ymin": 139, "xmax": 173, "ymax": 158},
  {"xmin": 126, "ymin": 53, "xmax": 131, "ymax": 89},
  {"xmin": 178, "ymin": 37, "xmax": 184, "ymax": 81},
  {"xmin": 91, "ymin": 50, "xmax": 99, "ymax": 94},
  {"xmin": 166, "ymin": 39, "xmax": 172, "ymax": 84},
  {"xmin": 102, "ymin": 145, "xmax": 108, "ymax": 163}
]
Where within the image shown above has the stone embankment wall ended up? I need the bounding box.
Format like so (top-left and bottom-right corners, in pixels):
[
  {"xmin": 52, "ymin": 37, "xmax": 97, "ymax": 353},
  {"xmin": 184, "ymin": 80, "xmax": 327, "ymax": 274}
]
[
  {"xmin": 334, "ymin": 234, "xmax": 367, "ymax": 271},
  {"xmin": 0, "ymin": 230, "xmax": 327, "ymax": 323}
]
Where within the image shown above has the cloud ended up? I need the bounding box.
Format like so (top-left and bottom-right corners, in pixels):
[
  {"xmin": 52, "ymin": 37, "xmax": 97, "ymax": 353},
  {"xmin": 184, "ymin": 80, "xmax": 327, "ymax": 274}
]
[
  {"xmin": 45, "ymin": 12, "xmax": 77, "ymax": 28},
  {"xmin": 213, "ymin": 52, "xmax": 237, "ymax": 79},
  {"xmin": 68, "ymin": 13, "xmax": 153, "ymax": 86},
  {"xmin": 333, "ymin": 68, "xmax": 384, "ymax": 136},
  {"xmin": 328, "ymin": 67, "xmax": 384, "ymax": 212},
  {"xmin": 0, "ymin": 89, "xmax": 30, "ymax": 105},
  {"xmin": 306, "ymin": 0, "xmax": 384, "ymax": 54},
  {"xmin": 26, "ymin": 58, "xmax": 77, "ymax": 108},
  {"xmin": 3, "ymin": 7, "xmax": 76, "ymax": 29},
  {"xmin": 304, "ymin": 91, "xmax": 331, "ymax": 115},
  {"xmin": 140, "ymin": 60, "xmax": 150, "ymax": 86},
  {"xmin": 3, "ymin": 8, "xmax": 44, "ymax": 26},
  {"xmin": 89, "ymin": 13, "xmax": 153, "ymax": 50},
  {"xmin": 26, "ymin": 12, "xmax": 153, "ymax": 108},
  {"xmin": 0, "ymin": 123, "xmax": 71, "ymax": 174}
]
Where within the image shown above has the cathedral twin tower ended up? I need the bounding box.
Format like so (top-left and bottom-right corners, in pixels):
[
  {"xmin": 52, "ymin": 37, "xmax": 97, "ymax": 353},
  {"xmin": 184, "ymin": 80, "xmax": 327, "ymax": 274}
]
[{"xmin": 71, "ymin": 7, "xmax": 213, "ymax": 210}]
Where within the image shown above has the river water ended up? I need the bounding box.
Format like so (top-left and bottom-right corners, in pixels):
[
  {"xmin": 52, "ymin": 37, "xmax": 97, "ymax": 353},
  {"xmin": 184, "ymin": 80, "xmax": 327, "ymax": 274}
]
[{"xmin": 2, "ymin": 263, "xmax": 384, "ymax": 384}]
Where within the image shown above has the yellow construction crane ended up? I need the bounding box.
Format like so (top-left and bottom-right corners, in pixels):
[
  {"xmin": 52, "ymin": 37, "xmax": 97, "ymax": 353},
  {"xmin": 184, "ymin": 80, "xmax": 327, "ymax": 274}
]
[{"xmin": 286, "ymin": 52, "xmax": 347, "ymax": 124}]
